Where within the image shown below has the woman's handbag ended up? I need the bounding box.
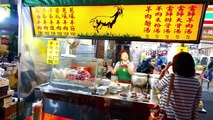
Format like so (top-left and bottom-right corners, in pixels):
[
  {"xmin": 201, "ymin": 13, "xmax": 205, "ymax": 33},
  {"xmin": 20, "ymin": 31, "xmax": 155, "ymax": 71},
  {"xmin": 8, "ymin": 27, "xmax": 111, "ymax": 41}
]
[{"xmin": 149, "ymin": 73, "xmax": 175, "ymax": 120}]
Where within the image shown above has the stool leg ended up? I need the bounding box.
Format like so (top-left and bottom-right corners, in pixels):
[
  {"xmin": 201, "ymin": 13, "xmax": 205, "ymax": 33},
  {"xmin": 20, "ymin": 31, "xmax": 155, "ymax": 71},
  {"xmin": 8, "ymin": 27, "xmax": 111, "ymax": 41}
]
[
  {"xmin": 201, "ymin": 78, "xmax": 204, "ymax": 87},
  {"xmin": 207, "ymin": 81, "xmax": 210, "ymax": 90}
]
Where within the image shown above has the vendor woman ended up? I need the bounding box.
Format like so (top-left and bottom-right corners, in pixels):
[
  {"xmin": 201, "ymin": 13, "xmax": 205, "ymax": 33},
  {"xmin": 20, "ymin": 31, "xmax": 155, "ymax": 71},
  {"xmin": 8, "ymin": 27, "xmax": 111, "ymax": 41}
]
[{"xmin": 109, "ymin": 50, "xmax": 134, "ymax": 84}]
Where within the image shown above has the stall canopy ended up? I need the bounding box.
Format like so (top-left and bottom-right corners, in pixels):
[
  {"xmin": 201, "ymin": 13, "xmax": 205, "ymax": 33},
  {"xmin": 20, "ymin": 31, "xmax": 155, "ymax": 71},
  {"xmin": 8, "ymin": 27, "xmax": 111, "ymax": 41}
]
[
  {"xmin": 23, "ymin": 0, "xmax": 211, "ymax": 6},
  {"xmin": 204, "ymin": 6, "xmax": 213, "ymax": 26}
]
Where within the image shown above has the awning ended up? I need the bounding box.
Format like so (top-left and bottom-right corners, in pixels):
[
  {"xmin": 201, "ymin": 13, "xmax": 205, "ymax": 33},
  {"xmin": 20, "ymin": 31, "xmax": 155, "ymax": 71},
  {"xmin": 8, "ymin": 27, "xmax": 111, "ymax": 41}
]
[{"xmin": 204, "ymin": 6, "xmax": 213, "ymax": 25}]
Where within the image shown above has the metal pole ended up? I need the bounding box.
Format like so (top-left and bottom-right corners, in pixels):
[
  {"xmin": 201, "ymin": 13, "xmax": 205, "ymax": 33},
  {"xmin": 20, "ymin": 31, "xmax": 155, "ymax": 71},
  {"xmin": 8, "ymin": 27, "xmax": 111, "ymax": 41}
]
[{"xmin": 17, "ymin": 0, "xmax": 22, "ymax": 119}]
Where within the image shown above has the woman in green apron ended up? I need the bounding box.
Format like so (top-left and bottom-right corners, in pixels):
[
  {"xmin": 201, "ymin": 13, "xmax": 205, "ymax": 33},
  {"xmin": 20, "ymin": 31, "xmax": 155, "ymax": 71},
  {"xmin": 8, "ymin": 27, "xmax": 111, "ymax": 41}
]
[{"xmin": 109, "ymin": 50, "xmax": 134, "ymax": 84}]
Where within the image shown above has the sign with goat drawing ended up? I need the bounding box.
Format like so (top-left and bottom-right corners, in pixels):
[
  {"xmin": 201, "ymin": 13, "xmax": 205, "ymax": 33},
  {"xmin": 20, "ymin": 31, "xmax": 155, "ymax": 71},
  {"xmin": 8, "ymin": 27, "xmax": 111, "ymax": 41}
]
[
  {"xmin": 31, "ymin": 4, "xmax": 206, "ymax": 43},
  {"xmin": 89, "ymin": 6, "xmax": 123, "ymax": 33}
]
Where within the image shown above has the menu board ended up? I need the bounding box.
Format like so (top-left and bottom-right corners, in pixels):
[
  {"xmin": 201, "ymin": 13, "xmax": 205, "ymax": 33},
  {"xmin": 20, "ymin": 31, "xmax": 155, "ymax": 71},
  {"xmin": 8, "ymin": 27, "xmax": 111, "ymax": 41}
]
[
  {"xmin": 31, "ymin": 4, "xmax": 206, "ymax": 43},
  {"xmin": 46, "ymin": 40, "xmax": 59, "ymax": 64}
]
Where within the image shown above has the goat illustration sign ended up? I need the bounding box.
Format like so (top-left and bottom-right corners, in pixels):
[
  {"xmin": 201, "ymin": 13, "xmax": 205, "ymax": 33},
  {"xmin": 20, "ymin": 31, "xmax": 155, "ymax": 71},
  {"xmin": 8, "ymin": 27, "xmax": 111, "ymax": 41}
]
[
  {"xmin": 31, "ymin": 4, "xmax": 205, "ymax": 43},
  {"xmin": 89, "ymin": 6, "xmax": 123, "ymax": 33}
]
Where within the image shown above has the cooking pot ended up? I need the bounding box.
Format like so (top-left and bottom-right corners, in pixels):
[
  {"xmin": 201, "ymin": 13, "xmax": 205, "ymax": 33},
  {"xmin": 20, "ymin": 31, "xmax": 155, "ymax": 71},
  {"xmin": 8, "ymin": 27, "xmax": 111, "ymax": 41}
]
[
  {"xmin": 148, "ymin": 74, "xmax": 160, "ymax": 88},
  {"xmin": 148, "ymin": 74, "xmax": 160, "ymax": 101},
  {"xmin": 131, "ymin": 72, "xmax": 148, "ymax": 87}
]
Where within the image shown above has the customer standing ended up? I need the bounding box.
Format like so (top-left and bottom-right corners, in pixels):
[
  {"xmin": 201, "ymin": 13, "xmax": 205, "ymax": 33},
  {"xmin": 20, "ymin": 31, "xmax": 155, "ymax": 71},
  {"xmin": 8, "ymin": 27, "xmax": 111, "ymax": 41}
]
[
  {"xmin": 154, "ymin": 52, "xmax": 202, "ymax": 120},
  {"xmin": 19, "ymin": 44, "xmax": 38, "ymax": 118},
  {"xmin": 208, "ymin": 57, "xmax": 213, "ymax": 82},
  {"xmin": 109, "ymin": 50, "xmax": 134, "ymax": 84}
]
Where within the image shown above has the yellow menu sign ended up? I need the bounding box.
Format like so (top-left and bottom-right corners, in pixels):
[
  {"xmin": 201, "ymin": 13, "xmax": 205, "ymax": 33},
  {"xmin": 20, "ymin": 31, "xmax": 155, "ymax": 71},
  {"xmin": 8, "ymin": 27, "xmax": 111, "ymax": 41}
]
[
  {"xmin": 31, "ymin": 4, "xmax": 205, "ymax": 42},
  {"xmin": 0, "ymin": 4, "xmax": 10, "ymax": 17},
  {"xmin": 46, "ymin": 40, "xmax": 59, "ymax": 64}
]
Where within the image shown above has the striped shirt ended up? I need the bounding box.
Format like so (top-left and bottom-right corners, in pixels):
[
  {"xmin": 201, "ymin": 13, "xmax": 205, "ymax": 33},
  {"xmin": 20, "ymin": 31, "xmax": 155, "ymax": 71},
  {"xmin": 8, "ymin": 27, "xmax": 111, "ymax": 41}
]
[{"xmin": 155, "ymin": 74, "xmax": 202, "ymax": 120}]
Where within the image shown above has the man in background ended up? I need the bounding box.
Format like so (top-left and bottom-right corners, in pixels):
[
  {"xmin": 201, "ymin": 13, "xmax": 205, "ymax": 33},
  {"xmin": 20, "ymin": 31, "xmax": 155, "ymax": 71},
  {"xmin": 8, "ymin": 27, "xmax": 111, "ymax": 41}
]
[
  {"xmin": 207, "ymin": 57, "xmax": 213, "ymax": 82},
  {"xmin": 137, "ymin": 54, "xmax": 155, "ymax": 74},
  {"xmin": 156, "ymin": 54, "xmax": 163, "ymax": 72}
]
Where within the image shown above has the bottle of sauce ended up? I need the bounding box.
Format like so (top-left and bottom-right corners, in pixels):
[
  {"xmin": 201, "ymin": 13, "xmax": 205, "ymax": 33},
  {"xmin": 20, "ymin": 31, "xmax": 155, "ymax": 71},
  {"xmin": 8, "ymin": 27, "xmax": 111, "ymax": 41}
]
[{"xmin": 102, "ymin": 62, "xmax": 107, "ymax": 78}]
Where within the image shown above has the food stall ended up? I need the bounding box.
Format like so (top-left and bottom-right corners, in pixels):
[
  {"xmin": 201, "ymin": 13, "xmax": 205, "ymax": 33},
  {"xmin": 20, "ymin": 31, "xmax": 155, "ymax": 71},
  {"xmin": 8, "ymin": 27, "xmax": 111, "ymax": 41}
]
[{"xmin": 18, "ymin": 0, "xmax": 208, "ymax": 119}]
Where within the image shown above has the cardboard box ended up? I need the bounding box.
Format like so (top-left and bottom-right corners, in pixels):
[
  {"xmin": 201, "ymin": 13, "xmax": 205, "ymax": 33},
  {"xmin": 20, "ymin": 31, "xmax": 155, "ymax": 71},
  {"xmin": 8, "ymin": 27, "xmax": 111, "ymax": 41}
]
[{"xmin": 0, "ymin": 99, "xmax": 25, "ymax": 120}]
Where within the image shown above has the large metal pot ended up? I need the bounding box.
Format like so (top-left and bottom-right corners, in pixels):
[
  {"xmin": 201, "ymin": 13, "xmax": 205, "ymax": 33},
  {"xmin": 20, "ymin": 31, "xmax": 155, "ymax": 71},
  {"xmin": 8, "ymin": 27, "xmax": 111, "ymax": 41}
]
[
  {"xmin": 131, "ymin": 72, "xmax": 148, "ymax": 87},
  {"xmin": 148, "ymin": 74, "xmax": 160, "ymax": 101},
  {"xmin": 148, "ymin": 74, "xmax": 160, "ymax": 89}
]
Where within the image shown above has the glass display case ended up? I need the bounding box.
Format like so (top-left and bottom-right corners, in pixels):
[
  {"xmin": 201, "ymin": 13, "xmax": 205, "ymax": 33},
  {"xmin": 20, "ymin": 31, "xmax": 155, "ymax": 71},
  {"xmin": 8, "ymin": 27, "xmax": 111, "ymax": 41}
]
[
  {"xmin": 49, "ymin": 40, "xmax": 98, "ymax": 92},
  {"xmin": 34, "ymin": 40, "xmax": 157, "ymax": 120}
]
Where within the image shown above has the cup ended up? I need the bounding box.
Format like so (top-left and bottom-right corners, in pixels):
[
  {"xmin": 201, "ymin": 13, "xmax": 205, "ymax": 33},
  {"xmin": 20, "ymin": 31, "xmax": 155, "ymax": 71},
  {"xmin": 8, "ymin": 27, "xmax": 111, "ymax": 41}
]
[
  {"xmin": 128, "ymin": 84, "xmax": 132, "ymax": 94},
  {"xmin": 32, "ymin": 101, "xmax": 43, "ymax": 120},
  {"xmin": 111, "ymin": 75, "xmax": 118, "ymax": 82}
]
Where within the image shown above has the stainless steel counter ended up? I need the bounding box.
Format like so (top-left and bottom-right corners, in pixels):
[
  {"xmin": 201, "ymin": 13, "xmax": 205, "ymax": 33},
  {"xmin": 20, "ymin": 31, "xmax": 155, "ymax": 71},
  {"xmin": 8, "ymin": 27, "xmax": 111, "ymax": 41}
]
[{"xmin": 36, "ymin": 83, "xmax": 157, "ymax": 120}]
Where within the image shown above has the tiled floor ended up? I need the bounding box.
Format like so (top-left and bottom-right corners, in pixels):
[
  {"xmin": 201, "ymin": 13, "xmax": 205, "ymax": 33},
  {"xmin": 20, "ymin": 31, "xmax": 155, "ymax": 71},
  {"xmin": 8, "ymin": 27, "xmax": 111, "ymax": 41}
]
[
  {"xmin": 201, "ymin": 78, "xmax": 213, "ymax": 92},
  {"xmin": 198, "ymin": 78, "xmax": 213, "ymax": 120}
]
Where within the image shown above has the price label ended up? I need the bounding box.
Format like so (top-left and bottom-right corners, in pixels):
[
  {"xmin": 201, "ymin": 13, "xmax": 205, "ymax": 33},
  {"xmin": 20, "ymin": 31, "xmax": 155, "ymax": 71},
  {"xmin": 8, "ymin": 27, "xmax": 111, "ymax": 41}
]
[{"xmin": 46, "ymin": 40, "xmax": 60, "ymax": 64}]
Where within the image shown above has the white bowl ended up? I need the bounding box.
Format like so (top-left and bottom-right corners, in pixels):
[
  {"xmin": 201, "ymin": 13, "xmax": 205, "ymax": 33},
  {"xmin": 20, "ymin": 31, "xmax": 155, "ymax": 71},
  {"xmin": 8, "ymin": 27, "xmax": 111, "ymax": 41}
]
[{"xmin": 101, "ymin": 79, "xmax": 111, "ymax": 86}]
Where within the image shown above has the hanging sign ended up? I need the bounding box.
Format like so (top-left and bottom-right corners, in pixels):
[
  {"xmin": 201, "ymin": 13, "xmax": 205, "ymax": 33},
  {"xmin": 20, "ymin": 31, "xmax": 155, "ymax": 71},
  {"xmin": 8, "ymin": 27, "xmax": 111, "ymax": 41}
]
[
  {"xmin": 31, "ymin": 4, "xmax": 205, "ymax": 43},
  {"xmin": 177, "ymin": 45, "xmax": 188, "ymax": 53},
  {"xmin": 46, "ymin": 40, "xmax": 60, "ymax": 64},
  {"xmin": 0, "ymin": 4, "xmax": 10, "ymax": 18},
  {"xmin": 201, "ymin": 27, "xmax": 213, "ymax": 41}
]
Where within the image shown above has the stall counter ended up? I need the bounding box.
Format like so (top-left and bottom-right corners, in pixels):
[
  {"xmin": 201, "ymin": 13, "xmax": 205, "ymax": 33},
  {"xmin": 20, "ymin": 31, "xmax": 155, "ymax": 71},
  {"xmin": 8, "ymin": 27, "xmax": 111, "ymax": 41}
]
[{"xmin": 36, "ymin": 83, "xmax": 156, "ymax": 120}]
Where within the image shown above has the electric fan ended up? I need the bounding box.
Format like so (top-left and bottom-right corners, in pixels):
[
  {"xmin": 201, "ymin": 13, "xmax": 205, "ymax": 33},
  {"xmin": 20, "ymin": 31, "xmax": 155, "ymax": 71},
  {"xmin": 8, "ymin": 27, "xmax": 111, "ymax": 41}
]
[{"xmin": 61, "ymin": 39, "xmax": 80, "ymax": 58}]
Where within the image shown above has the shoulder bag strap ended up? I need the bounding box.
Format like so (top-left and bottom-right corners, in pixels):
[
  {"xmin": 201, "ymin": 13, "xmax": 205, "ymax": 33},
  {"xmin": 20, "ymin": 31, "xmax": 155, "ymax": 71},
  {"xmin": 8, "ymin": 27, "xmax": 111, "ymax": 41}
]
[{"xmin": 166, "ymin": 73, "xmax": 175, "ymax": 106}]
